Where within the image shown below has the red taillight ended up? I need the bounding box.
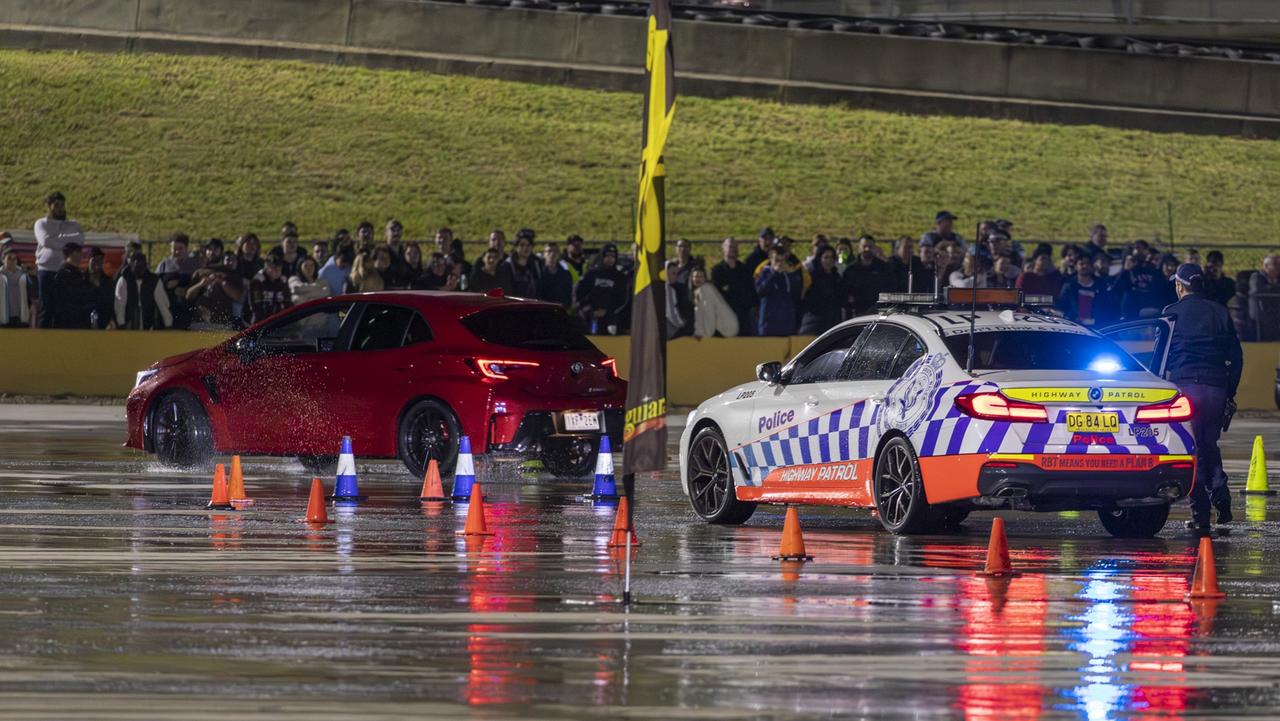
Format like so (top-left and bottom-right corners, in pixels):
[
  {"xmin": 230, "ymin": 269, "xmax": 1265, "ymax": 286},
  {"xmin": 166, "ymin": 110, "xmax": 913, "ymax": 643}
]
[
  {"xmin": 602, "ymin": 358, "xmax": 619, "ymax": 378},
  {"xmin": 985, "ymin": 461, "xmax": 1019, "ymax": 469},
  {"xmin": 1134, "ymin": 394, "xmax": 1193, "ymax": 423},
  {"xmin": 469, "ymin": 358, "xmax": 540, "ymax": 380},
  {"xmin": 954, "ymin": 392, "xmax": 1049, "ymax": 423}
]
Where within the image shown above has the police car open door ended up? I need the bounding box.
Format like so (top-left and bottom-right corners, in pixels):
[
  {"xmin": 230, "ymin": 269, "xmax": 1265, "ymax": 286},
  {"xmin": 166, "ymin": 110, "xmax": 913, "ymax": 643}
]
[{"xmin": 1102, "ymin": 318, "xmax": 1175, "ymax": 377}]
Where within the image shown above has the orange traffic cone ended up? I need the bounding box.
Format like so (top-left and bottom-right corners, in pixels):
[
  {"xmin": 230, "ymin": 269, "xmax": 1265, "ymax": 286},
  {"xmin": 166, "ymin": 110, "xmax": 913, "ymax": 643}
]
[
  {"xmin": 228, "ymin": 455, "xmax": 253, "ymax": 507},
  {"xmin": 606, "ymin": 496, "xmax": 642, "ymax": 548},
  {"xmin": 457, "ymin": 482, "xmax": 495, "ymax": 536},
  {"xmin": 978, "ymin": 517, "xmax": 1018, "ymax": 577},
  {"xmin": 1187, "ymin": 536, "xmax": 1227, "ymax": 600},
  {"xmin": 772, "ymin": 506, "xmax": 813, "ymax": 561},
  {"xmin": 207, "ymin": 463, "xmax": 234, "ymax": 510},
  {"xmin": 302, "ymin": 477, "xmax": 332, "ymax": 525},
  {"xmin": 419, "ymin": 459, "xmax": 448, "ymax": 502}
]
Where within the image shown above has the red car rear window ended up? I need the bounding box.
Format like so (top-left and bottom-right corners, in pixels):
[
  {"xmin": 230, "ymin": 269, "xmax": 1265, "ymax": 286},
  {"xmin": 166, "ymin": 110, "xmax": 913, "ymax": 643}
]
[{"xmin": 462, "ymin": 307, "xmax": 594, "ymax": 351}]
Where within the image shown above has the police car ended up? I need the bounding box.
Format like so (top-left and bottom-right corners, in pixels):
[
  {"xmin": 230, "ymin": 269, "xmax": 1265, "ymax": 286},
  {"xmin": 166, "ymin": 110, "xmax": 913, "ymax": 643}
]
[{"xmin": 679, "ymin": 289, "xmax": 1195, "ymax": 538}]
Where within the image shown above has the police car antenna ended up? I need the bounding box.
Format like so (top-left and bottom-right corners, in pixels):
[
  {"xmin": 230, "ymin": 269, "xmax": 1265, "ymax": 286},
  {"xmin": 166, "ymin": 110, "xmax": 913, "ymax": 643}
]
[{"xmin": 965, "ymin": 286, "xmax": 978, "ymax": 373}]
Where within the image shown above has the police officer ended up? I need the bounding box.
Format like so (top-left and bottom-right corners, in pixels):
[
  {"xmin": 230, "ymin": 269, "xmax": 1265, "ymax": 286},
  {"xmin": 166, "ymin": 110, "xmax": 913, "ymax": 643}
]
[{"xmin": 1164, "ymin": 263, "xmax": 1242, "ymax": 534}]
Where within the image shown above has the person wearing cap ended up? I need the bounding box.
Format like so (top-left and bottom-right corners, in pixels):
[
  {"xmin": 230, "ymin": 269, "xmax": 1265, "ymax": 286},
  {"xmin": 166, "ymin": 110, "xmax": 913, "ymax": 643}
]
[
  {"xmin": 920, "ymin": 211, "xmax": 964, "ymax": 250},
  {"xmin": 34, "ymin": 191, "xmax": 86, "ymax": 328},
  {"xmin": 1164, "ymin": 263, "xmax": 1243, "ymax": 535},
  {"xmin": 574, "ymin": 243, "xmax": 628, "ymax": 334},
  {"xmin": 561, "ymin": 234, "xmax": 588, "ymax": 285},
  {"xmin": 0, "ymin": 246, "xmax": 36, "ymax": 328},
  {"xmin": 743, "ymin": 227, "xmax": 776, "ymax": 276},
  {"xmin": 114, "ymin": 252, "xmax": 172, "ymax": 330},
  {"xmin": 49, "ymin": 242, "xmax": 91, "ymax": 328}
]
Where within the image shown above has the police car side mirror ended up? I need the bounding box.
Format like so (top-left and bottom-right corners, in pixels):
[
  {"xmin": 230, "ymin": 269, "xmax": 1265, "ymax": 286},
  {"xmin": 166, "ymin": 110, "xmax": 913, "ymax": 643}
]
[{"xmin": 757, "ymin": 361, "xmax": 783, "ymax": 385}]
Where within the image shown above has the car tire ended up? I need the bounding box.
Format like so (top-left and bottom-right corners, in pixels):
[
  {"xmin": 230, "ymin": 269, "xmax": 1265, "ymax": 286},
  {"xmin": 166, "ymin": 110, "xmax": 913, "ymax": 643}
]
[
  {"xmin": 873, "ymin": 436, "xmax": 937, "ymax": 534},
  {"xmin": 1097, "ymin": 505, "xmax": 1170, "ymax": 538},
  {"xmin": 297, "ymin": 455, "xmax": 337, "ymax": 475},
  {"xmin": 149, "ymin": 391, "xmax": 214, "ymax": 469},
  {"xmin": 686, "ymin": 426, "xmax": 756, "ymax": 524},
  {"xmin": 540, "ymin": 437, "xmax": 597, "ymax": 478},
  {"xmin": 398, "ymin": 398, "xmax": 461, "ymax": 479}
]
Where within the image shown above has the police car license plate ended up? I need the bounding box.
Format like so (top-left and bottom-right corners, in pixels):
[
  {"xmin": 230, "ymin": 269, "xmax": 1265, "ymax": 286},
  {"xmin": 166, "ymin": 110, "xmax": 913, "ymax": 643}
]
[
  {"xmin": 1066, "ymin": 412, "xmax": 1119, "ymax": 432},
  {"xmin": 564, "ymin": 411, "xmax": 600, "ymax": 432}
]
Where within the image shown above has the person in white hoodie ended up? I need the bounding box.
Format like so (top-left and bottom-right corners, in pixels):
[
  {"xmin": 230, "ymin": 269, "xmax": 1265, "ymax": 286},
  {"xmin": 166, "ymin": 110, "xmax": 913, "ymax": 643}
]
[
  {"xmin": 34, "ymin": 191, "xmax": 85, "ymax": 328},
  {"xmin": 289, "ymin": 256, "xmax": 330, "ymax": 306},
  {"xmin": 0, "ymin": 247, "xmax": 36, "ymax": 328},
  {"xmin": 691, "ymin": 267, "xmax": 739, "ymax": 339}
]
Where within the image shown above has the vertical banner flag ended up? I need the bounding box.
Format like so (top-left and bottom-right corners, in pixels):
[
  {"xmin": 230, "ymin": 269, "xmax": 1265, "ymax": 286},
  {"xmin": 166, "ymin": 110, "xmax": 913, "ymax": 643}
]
[{"xmin": 622, "ymin": 0, "xmax": 676, "ymax": 483}]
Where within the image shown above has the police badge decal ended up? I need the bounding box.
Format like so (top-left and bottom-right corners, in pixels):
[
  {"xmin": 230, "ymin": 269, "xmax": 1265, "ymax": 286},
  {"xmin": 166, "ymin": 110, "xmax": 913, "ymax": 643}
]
[{"xmin": 877, "ymin": 353, "xmax": 947, "ymax": 436}]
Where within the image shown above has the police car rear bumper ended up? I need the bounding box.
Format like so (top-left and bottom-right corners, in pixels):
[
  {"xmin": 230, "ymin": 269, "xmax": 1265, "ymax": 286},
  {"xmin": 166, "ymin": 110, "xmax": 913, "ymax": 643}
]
[{"xmin": 975, "ymin": 455, "xmax": 1193, "ymax": 511}]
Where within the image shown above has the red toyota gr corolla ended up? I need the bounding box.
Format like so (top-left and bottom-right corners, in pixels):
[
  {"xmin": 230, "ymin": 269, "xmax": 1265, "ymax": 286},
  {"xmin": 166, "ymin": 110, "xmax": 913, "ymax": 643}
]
[{"xmin": 126, "ymin": 291, "xmax": 626, "ymax": 478}]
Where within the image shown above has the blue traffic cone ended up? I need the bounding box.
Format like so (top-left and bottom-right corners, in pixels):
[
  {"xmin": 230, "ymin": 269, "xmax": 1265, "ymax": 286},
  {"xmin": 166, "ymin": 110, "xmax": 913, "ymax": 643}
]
[
  {"xmin": 452, "ymin": 435, "xmax": 476, "ymax": 501},
  {"xmin": 329, "ymin": 435, "xmax": 367, "ymax": 501},
  {"xmin": 583, "ymin": 436, "xmax": 618, "ymax": 500}
]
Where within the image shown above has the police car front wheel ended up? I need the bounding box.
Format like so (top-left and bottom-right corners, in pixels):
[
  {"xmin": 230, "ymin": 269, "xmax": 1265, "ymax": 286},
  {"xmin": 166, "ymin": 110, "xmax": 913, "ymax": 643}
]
[{"xmin": 687, "ymin": 426, "xmax": 756, "ymax": 524}]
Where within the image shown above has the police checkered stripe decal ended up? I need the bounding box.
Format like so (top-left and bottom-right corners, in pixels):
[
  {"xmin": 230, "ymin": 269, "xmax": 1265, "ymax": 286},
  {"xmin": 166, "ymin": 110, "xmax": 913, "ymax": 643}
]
[{"xmin": 735, "ymin": 382, "xmax": 1191, "ymax": 485}]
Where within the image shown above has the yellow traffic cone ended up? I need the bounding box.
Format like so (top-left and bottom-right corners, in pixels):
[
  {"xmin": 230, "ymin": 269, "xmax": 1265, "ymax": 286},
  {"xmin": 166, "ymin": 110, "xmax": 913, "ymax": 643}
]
[{"xmin": 1244, "ymin": 436, "xmax": 1275, "ymax": 495}]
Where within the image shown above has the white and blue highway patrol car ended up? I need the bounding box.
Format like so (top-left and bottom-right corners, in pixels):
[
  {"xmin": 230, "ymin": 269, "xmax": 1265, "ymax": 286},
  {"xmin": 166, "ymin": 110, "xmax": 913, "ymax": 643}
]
[{"xmin": 679, "ymin": 289, "xmax": 1195, "ymax": 537}]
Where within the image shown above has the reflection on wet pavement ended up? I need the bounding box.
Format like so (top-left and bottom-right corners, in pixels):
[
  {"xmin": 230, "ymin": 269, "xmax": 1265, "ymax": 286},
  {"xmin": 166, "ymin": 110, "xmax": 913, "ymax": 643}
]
[{"xmin": 1, "ymin": 407, "xmax": 1280, "ymax": 719}]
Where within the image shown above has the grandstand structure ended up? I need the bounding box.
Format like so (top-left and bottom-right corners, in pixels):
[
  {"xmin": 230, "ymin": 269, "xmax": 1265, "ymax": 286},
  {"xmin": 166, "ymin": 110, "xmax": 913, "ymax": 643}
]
[{"xmin": 2, "ymin": 0, "xmax": 1279, "ymax": 137}]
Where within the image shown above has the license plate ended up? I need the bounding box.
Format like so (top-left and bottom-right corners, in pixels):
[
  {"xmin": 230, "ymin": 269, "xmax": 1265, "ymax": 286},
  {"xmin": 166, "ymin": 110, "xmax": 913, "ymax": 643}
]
[
  {"xmin": 1066, "ymin": 412, "xmax": 1119, "ymax": 432},
  {"xmin": 563, "ymin": 411, "xmax": 600, "ymax": 432}
]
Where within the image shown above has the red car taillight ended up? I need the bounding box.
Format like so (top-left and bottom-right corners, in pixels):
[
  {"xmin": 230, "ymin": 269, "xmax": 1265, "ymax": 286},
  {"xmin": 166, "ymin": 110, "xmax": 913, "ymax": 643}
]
[
  {"xmin": 1134, "ymin": 394, "xmax": 1193, "ymax": 423},
  {"xmin": 467, "ymin": 358, "xmax": 540, "ymax": 380},
  {"xmin": 954, "ymin": 392, "xmax": 1049, "ymax": 423},
  {"xmin": 602, "ymin": 358, "xmax": 619, "ymax": 378}
]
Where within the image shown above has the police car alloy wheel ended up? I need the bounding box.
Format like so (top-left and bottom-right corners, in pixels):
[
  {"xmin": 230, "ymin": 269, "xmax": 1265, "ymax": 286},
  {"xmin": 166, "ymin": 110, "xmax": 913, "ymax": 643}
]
[
  {"xmin": 687, "ymin": 426, "xmax": 756, "ymax": 524},
  {"xmin": 873, "ymin": 437, "xmax": 935, "ymax": 534}
]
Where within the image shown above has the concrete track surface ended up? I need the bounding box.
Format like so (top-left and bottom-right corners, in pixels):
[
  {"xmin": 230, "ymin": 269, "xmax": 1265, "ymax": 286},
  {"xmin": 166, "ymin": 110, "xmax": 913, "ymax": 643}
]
[{"xmin": 1, "ymin": 405, "xmax": 1279, "ymax": 720}]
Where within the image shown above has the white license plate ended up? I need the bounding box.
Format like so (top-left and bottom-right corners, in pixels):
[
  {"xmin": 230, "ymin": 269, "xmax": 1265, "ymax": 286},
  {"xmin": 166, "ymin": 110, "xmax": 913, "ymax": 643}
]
[{"xmin": 563, "ymin": 411, "xmax": 600, "ymax": 432}]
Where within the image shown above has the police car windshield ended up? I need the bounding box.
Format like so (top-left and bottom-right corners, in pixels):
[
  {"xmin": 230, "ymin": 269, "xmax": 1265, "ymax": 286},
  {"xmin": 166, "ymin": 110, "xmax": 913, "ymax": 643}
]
[{"xmin": 943, "ymin": 331, "xmax": 1143, "ymax": 372}]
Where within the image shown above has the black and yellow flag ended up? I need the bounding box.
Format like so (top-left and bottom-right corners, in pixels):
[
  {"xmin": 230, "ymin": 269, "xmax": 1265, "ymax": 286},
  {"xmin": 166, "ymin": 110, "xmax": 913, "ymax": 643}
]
[{"xmin": 622, "ymin": 0, "xmax": 675, "ymax": 478}]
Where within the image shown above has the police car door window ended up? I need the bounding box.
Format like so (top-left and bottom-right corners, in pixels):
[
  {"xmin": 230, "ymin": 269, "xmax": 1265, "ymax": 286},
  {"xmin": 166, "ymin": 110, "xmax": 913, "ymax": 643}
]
[
  {"xmin": 788, "ymin": 326, "xmax": 865, "ymax": 384},
  {"xmin": 845, "ymin": 324, "xmax": 910, "ymax": 380},
  {"xmin": 889, "ymin": 332, "xmax": 926, "ymax": 379}
]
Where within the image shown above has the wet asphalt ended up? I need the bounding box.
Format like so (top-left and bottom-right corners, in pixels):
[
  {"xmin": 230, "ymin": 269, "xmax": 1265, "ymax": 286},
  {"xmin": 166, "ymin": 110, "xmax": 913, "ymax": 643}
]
[{"xmin": 1, "ymin": 405, "xmax": 1280, "ymax": 720}]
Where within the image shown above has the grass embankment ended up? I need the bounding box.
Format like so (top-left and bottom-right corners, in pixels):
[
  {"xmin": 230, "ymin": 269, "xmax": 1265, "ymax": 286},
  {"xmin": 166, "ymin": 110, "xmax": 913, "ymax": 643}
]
[{"xmin": 0, "ymin": 49, "xmax": 1277, "ymax": 260}]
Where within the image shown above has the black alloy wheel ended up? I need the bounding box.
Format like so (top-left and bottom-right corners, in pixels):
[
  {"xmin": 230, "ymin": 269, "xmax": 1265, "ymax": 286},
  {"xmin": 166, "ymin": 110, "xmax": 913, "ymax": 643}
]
[
  {"xmin": 540, "ymin": 437, "xmax": 597, "ymax": 478},
  {"xmin": 150, "ymin": 392, "xmax": 214, "ymax": 469},
  {"xmin": 398, "ymin": 399, "xmax": 461, "ymax": 479},
  {"xmin": 873, "ymin": 436, "xmax": 936, "ymax": 534},
  {"xmin": 686, "ymin": 426, "xmax": 756, "ymax": 524},
  {"xmin": 1097, "ymin": 504, "xmax": 1170, "ymax": 538}
]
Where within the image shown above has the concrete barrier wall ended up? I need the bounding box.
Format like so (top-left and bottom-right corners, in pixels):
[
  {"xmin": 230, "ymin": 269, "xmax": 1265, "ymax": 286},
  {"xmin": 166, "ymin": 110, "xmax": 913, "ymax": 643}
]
[
  {"xmin": 3, "ymin": 330, "xmax": 1275, "ymax": 411},
  {"xmin": 1, "ymin": 0, "xmax": 1277, "ymax": 136}
]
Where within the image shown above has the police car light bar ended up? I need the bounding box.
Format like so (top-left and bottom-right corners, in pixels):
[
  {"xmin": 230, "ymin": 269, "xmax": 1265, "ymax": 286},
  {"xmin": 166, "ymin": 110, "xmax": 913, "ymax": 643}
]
[
  {"xmin": 877, "ymin": 293, "xmax": 938, "ymax": 305},
  {"xmin": 1023, "ymin": 294, "xmax": 1055, "ymax": 306},
  {"xmin": 946, "ymin": 287, "xmax": 1021, "ymax": 306}
]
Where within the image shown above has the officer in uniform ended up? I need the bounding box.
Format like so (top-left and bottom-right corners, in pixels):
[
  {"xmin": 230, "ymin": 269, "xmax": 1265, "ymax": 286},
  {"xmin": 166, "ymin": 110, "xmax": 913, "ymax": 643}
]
[{"xmin": 1163, "ymin": 263, "xmax": 1242, "ymax": 534}]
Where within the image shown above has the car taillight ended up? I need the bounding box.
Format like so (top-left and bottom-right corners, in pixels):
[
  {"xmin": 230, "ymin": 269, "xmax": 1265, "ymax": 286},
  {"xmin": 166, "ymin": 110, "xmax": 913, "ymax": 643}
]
[
  {"xmin": 954, "ymin": 392, "xmax": 1048, "ymax": 423},
  {"xmin": 602, "ymin": 358, "xmax": 619, "ymax": 378},
  {"xmin": 468, "ymin": 358, "xmax": 540, "ymax": 380},
  {"xmin": 1134, "ymin": 394, "xmax": 1193, "ymax": 423}
]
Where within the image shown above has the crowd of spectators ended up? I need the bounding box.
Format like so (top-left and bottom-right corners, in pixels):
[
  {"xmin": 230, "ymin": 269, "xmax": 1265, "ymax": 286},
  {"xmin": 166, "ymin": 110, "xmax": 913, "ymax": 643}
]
[{"xmin": 8, "ymin": 192, "xmax": 1280, "ymax": 341}]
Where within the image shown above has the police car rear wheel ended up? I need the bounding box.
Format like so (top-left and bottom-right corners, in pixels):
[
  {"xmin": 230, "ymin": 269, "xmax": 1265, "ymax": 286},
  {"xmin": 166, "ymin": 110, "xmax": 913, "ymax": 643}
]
[
  {"xmin": 1097, "ymin": 504, "xmax": 1170, "ymax": 538},
  {"xmin": 874, "ymin": 437, "xmax": 935, "ymax": 534},
  {"xmin": 687, "ymin": 427, "xmax": 756, "ymax": 524}
]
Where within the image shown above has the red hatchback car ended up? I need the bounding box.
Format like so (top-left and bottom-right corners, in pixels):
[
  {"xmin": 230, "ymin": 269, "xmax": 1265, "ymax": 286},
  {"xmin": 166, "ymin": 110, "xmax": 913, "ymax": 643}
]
[{"xmin": 126, "ymin": 291, "xmax": 626, "ymax": 478}]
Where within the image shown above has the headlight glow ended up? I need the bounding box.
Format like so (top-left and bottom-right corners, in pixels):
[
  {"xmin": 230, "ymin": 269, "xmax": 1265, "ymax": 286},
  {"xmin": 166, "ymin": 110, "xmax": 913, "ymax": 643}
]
[{"xmin": 134, "ymin": 369, "xmax": 158, "ymax": 389}]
